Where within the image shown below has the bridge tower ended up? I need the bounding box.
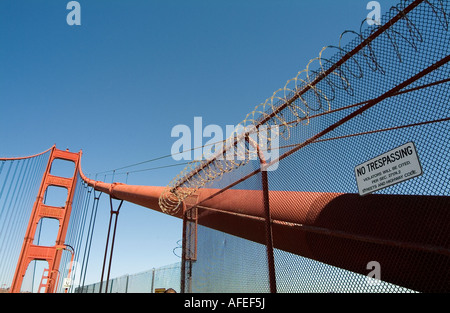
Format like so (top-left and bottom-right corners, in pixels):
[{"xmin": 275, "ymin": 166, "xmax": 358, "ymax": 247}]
[{"xmin": 10, "ymin": 146, "xmax": 81, "ymax": 293}]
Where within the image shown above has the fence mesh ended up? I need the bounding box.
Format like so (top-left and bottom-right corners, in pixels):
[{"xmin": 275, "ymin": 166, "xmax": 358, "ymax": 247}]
[
  {"xmin": 178, "ymin": 0, "xmax": 449, "ymax": 293},
  {"xmin": 76, "ymin": 262, "xmax": 181, "ymax": 293}
]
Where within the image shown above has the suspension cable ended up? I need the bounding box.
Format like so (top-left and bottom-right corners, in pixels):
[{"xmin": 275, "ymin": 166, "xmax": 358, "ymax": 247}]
[{"xmin": 79, "ymin": 189, "xmax": 102, "ymax": 292}]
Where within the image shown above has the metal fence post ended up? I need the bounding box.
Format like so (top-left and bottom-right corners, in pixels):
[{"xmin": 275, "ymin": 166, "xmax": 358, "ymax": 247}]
[{"xmin": 261, "ymin": 169, "xmax": 277, "ymax": 293}]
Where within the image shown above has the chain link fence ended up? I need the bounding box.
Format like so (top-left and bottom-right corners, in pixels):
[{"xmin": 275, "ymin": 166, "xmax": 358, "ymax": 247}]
[
  {"xmin": 75, "ymin": 262, "xmax": 181, "ymax": 293},
  {"xmin": 178, "ymin": 0, "xmax": 449, "ymax": 293}
]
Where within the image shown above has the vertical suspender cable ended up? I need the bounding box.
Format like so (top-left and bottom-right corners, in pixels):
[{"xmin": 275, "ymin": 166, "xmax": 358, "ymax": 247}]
[
  {"xmin": 0, "ymin": 161, "xmax": 15, "ymax": 286},
  {"xmin": 0, "ymin": 161, "xmax": 17, "ymax": 221},
  {"xmin": 0, "ymin": 160, "xmax": 24, "ymax": 269},
  {"xmin": 0, "ymin": 162, "xmax": 13, "ymax": 202},
  {"xmin": 80, "ymin": 189, "xmax": 101, "ymax": 292},
  {"xmin": 0, "ymin": 150, "xmax": 50, "ymax": 291},
  {"xmin": 0, "ymin": 159, "xmax": 30, "ymax": 285},
  {"xmin": 0, "ymin": 159, "xmax": 28, "ymax": 249},
  {"xmin": 67, "ymin": 183, "xmax": 91, "ymax": 293},
  {"xmin": 68, "ymin": 182, "xmax": 92, "ymax": 293}
]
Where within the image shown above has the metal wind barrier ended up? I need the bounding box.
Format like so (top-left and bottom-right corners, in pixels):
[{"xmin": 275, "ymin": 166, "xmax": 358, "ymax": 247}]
[
  {"xmin": 75, "ymin": 262, "xmax": 181, "ymax": 293},
  {"xmin": 177, "ymin": 0, "xmax": 449, "ymax": 293}
]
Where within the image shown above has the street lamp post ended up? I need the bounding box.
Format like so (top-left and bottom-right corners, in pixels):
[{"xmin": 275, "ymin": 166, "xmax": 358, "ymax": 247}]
[{"xmin": 56, "ymin": 244, "xmax": 75, "ymax": 293}]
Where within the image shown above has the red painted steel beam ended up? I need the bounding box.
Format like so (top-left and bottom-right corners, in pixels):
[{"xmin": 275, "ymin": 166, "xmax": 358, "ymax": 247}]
[
  {"xmin": 80, "ymin": 166, "xmax": 449, "ymax": 292},
  {"xmin": 83, "ymin": 179, "xmax": 180, "ymax": 218}
]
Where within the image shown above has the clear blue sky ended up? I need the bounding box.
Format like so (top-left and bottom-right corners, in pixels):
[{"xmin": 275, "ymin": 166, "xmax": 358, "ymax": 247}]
[{"xmin": 0, "ymin": 0, "xmax": 400, "ymax": 287}]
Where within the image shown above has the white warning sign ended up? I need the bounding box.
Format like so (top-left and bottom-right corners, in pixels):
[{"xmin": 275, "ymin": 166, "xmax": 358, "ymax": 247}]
[{"xmin": 355, "ymin": 142, "xmax": 423, "ymax": 196}]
